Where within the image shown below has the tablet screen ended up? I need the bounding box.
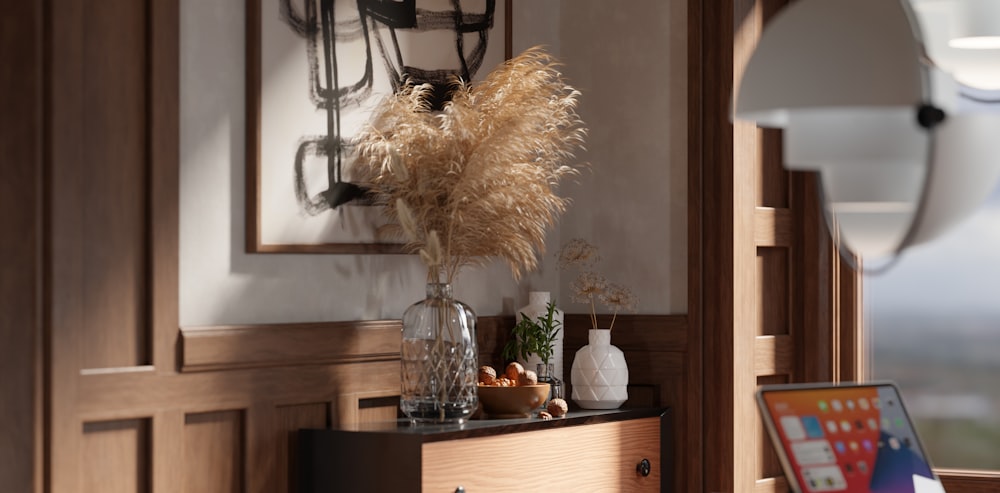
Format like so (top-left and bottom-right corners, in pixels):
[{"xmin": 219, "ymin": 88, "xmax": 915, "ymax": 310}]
[{"xmin": 757, "ymin": 383, "xmax": 945, "ymax": 493}]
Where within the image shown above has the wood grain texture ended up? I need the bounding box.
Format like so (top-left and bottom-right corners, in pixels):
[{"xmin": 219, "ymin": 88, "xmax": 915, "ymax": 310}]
[
  {"xmin": 754, "ymin": 335, "xmax": 792, "ymax": 376},
  {"xmin": 685, "ymin": 0, "xmax": 705, "ymax": 490},
  {"xmin": 78, "ymin": 0, "xmax": 150, "ymax": 369},
  {"xmin": 180, "ymin": 321, "xmax": 402, "ymax": 371},
  {"xmin": 0, "ymin": 0, "xmax": 43, "ymax": 490},
  {"xmin": 151, "ymin": 410, "xmax": 184, "ymax": 493},
  {"xmin": 49, "ymin": 0, "xmax": 92, "ymax": 487},
  {"xmin": 938, "ymin": 471, "xmax": 1000, "ymax": 492},
  {"xmin": 756, "ymin": 374, "xmax": 788, "ymax": 482},
  {"xmin": 150, "ymin": 0, "xmax": 180, "ymax": 375},
  {"xmin": 184, "ymin": 410, "xmax": 244, "ymax": 493},
  {"xmin": 756, "ymin": 247, "xmax": 789, "ymax": 336},
  {"xmin": 754, "ymin": 207, "xmax": 792, "ymax": 247},
  {"xmin": 335, "ymin": 389, "xmax": 400, "ymax": 429},
  {"xmin": 476, "ymin": 315, "xmax": 515, "ymax": 368},
  {"xmin": 754, "ymin": 476, "xmax": 789, "ymax": 493},
  {"xmin": 75, "ymin": 360, "xmax": 399, "ymax": 420},
  {"xmin": 276, "ymin": 404, "xmax": 329, "ymax": 493},
  {"xmin": 699, "ymin": 0, "xmax": 797, "ymax": 490},
  {"xmin": 562, "ymin": 314, "xmax": 688, "ymax": 352},
  {"xmin": 422, "ymin": 417, "xmax": 661, "ymax": 492},
  {"xmin": 82, "ymin": 419, "xmax": 150, "ymax": 493}
]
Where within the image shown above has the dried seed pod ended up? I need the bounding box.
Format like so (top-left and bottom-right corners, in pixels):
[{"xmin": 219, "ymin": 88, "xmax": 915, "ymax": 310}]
[{"xmin": 538, "ymin": 411, "xmax": 553, "ymax": 420}]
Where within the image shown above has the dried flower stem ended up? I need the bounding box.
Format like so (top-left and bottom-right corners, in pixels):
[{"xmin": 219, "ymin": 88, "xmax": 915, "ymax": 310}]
[{"xmin": 355, "ymin": 47, "xmax": 587, "ymax": 283}]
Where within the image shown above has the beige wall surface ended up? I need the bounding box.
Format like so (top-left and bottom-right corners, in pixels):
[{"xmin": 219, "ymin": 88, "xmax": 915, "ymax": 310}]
[{"xmin": 179, "ymin": 0, "xmax": 686, "ymax": 326}]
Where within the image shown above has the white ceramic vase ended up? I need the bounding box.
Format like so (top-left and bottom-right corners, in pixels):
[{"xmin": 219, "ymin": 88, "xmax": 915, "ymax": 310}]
[
  {"xmin": 570, "ymin": 329, "xmax": 628, "ymax": 409},
  {"xmin": 515, "ymin": 291, "xmax": 564, "ymax": 381}
]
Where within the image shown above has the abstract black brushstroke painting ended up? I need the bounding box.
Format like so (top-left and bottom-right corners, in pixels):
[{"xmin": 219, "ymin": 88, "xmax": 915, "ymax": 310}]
[{"xmin": 248, "ymin": 0, "xmax": 507, "ymax": 253}]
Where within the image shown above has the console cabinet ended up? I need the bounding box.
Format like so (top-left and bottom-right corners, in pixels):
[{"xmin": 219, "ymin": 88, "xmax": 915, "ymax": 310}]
[{"xmin": 297, "ymin": 408, "xmax": 671, "ymax": 492}]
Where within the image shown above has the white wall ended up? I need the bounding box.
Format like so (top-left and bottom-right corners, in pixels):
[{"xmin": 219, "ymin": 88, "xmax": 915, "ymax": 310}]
[{"xmin": 179, "ymin": 0, "xmax": 686, "ymax": 326}]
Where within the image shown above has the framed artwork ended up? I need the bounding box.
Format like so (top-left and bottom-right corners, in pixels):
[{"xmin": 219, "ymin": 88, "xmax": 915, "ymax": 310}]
[{"xmin": 247, "ymin": 0, "xmax": 513, "ymax": 253}]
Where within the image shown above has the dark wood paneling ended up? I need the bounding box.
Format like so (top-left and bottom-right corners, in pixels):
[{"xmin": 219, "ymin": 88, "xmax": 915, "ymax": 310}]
[
  {"xmin": 0, "ymin": 0, "xmax": 43, "ymax": 490},
  {"xmin": 476, "ymin": 315, "xmax": 515, "ymax": 368},
  {"xmin": 149, "ymin": 0, "xmax": 180, "ymax": 374},
  {"xmin": 686, "ymin": 0, "xmax": 705, "ymax": 490},
  {"xmin": 78, "ymin": 0, "xmax": 150, "ymax": 369},
  {"xmin": 757, "ymin": 247, "xmax": 789, "ymax": 336},
  {"xmin": 758, "ymin": 127, "xmax": 787, "ymax": 208},
  {"xmin": 756, "ymin": 374, "xmax": 788, "ymax": 481},
  {"xmin": 275, "ymin": 403, "xmax": 329, "ymax": 493},
  {"xmin": 939, "ymin": 472, "xmax": 1000, "ymax": 492},
  {"xmin": 562, "ymin": 314, "xmax": 688, "ymax": 352}
]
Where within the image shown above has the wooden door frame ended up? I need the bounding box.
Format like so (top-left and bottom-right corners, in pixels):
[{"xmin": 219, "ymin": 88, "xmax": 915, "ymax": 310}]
[{"xmin": 0, "ymin": 1, "xmax": 45, "ymax": 492}]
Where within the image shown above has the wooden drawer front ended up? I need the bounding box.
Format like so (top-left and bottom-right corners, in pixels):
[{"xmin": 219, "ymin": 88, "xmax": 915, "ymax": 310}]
[{"xmin": 421, "ymin": 416, "xmax": 661, "ymax": 492}]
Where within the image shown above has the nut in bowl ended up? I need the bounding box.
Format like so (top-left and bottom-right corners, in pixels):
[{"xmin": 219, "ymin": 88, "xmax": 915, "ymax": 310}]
[{"xmin": 477, "ymin": 383, "xmax": 551, "ymax": 419}]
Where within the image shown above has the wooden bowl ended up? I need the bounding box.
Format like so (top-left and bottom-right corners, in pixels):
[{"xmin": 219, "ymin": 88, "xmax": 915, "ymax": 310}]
[{"xmin": 477, "ymin": 384, "xmax": 550, "ymax": 418}]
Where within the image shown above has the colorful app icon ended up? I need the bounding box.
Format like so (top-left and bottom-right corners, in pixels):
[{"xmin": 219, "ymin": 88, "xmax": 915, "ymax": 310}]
[
  {"xmin": 832, "ymin": 400, "xmax": 843, "ymax": 412},
  {"xmin": 862, "ymin": 439, "xmax": 873, "ymax": 451},
  {"xmin": 889, "ymin": 437, "xmax": 901, "ymax": 450},
  {"xmin": 868, "ymin": 418, "xmax": 878, "ymax": 430},
  {"xmin": 857, "ymin": 461, "xmax": 868, "ymax": 474},
  {"xmin": 846, "ymin": 400, "xmax": 856, "ymax": 411},
  {"xmin": 780, "ymin": 415, "xmax": 807, "ymax": 440},
  {"xmin": 840, "ymin": 420, "xmax": 852, "ymax": 432},
  {"xmin": 895, "ymin": 417, "xmax": 906, "ymax": 429},
  {"xmin": 835, "ymin": 441, "xmax": 846, "ymax": 454},
  {"xmin": 882, "ymin": 418, "xmax": 891, "ymax": 430},
  {"xmin": 872, "ymin": 398, "xmax": 881, "ymax": 409},
  {"xmin": 818, "ymin": 400, "xmax": 829, "ymax": 412},
  {"xmin": 802, "ymin": 416, "xmax": 825, "ymax": 438},
  {"xmin": 858, "ymin": 398, "xmax": 870, "ymax": 410},
  {"xmin": 849, "ymin": 441, "xmax": 859, "ymax": 452}
]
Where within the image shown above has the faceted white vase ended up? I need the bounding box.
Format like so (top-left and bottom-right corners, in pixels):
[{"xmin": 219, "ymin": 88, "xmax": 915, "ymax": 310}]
[{"xmin": 570, "ymin": 329, "xmax": 628, "ymax": 409}]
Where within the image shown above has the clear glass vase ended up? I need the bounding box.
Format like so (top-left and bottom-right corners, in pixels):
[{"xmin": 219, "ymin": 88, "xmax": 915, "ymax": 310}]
[
  {"xmin": 400, "ymin": 283, "xmax": 478, "ymax": 423},
  {"xmin": 537, "ymin": 363, "xmax": 564, "ymax": 402}
]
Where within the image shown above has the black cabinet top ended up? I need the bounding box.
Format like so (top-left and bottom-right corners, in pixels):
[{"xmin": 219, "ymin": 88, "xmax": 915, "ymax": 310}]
[{"xmin": 303, "ymin": 407, "xmax": 667, "ymax": 444}]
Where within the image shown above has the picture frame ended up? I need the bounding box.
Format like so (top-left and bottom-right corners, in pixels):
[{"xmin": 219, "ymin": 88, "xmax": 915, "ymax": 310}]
[{"xmin": 246, "ymin": 0, "xmax": 513, "ymax": 253}]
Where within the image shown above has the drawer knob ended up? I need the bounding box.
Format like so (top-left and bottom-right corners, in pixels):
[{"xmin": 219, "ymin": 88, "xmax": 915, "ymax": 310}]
[
  {"xmin": 636, "ymin": 458, "xmax": 652, "ymax": 477},
  {"xmin": 455, "ymin": 487, "xmax": 466, "ymax": 493}
]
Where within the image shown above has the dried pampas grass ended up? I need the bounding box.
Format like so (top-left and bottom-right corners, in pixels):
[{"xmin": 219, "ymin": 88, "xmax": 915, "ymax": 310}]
[{"xmin": 355, "ymin": 46, "xmax": 587, "ymax": 283}]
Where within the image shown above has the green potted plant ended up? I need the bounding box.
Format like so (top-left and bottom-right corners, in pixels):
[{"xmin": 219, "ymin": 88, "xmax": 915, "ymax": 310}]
[{"xmin": 503, "ymin": 301, "xmax": 562, "ymax": 397}]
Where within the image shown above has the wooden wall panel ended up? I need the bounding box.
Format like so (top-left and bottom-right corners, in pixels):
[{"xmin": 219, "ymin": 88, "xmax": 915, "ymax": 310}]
[
  {"xmin": 82, "ymin": 419, "xmax": 150, "ymax": 493},
  {"xmin": 756, "ymin": 248, "xmax": 789, "ymax": 336},
  {"xmin": 0, "ymin": 0, "xmax": 43, "ymax": 491},
  {"xmin": 755, "ymin": 375, "xmax": 788, "ymax": 481},
  {"xmin": 276, "ymin": 404, "xmax": 329, "ymax": 493},
  {"xmin": 180, "ymin": 321, "xmax": 401, "ymax": 372},
  {"xmin": 78, "ymin": 0, "xmax": 150, "ymax": 369},
  {"xmin": 184, "ymin": 411, "xmax": 244, "ymax": 493}
]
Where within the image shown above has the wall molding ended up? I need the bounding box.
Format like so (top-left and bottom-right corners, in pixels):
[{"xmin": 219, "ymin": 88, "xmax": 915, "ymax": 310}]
[{"xmin": 180, "ymin": 321, "xmax": 402, "ymax": 372}]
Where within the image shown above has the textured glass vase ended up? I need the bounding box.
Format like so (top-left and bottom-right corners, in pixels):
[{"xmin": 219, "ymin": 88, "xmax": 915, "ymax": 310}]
[
  {"xmin": 400, "ymin": 283, "xmax": 478, "ymax": 423},
  {"xmin": 570, "ymin": 329, "xmax": 628, "ymax": 409},
  {"xmin": 537, "ymin": 363, "xmax": 564, "ymax": 402}
]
